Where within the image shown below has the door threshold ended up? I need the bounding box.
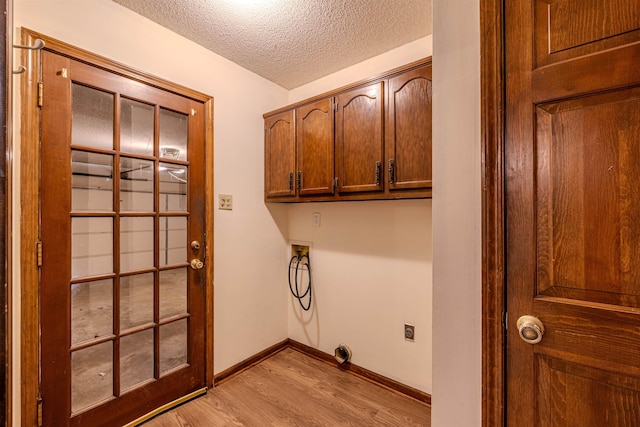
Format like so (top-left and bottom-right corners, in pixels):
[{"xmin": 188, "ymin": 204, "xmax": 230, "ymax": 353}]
[{"xmin": 123, "ymin": 387, "xmax": 208, "ymax": 427}]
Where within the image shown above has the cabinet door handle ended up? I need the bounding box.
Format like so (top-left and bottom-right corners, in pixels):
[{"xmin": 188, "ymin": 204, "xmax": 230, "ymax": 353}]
[
  {"xmin": 375, "ymin": 161, "xmax": 381, "ymax": 185},
  {"xmin": 297, "ymin": 171, "xmax": 302, "ymax": 190},
  {"xmin": 289, "ymin": 172, "xmax": 294, "ymax": 191},
  {"xmin": 388, "ymin": 159, "xmax": 395, "ymax": 184}
]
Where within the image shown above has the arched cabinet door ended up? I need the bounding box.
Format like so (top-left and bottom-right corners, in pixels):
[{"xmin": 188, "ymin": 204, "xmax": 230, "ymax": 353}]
[
  {"xmin": 386, "ymin": 64, "xmax": 432, "ymax": 191},
  {"xmin": 296, "ymin": 98, "xmax": 335, "ymax": 197},
  {"xmin": 264, "ymin": 110, "xmax": 296, "ymax": 199},
  {"xmin": 335, "ymin": 82, "xmax": 384, "ymax": 194}
]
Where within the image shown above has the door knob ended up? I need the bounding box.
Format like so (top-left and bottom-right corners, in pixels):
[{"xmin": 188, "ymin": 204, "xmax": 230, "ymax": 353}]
[
  {"xmin": 517, "ymin": 315, "xmax": 544, "ymax": 344},
  {"xmin": 190, "ymin": 259, "xmax": 204, "ymax": 270}
]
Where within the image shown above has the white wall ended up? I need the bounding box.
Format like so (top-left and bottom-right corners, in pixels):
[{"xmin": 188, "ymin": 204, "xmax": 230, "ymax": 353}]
[
  {"xmin": 13, "ymin": 0, "xmax": 290, "ymax": 422},
  {"xmin": 432, "ymin": 0, "xmax": 482, "ymax": 425},
  {"xmin": 286, "ymin": 36, "xmax": 433, "ymax": 393}
]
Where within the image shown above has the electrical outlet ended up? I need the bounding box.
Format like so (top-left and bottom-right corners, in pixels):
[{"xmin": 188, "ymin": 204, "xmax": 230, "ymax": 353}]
[
  {"xmin": 218, "ymin": 194, "xmax": 233, "ymax": 210},
  {"xmin": 313, "ymin": 212, "xmax": 321, "ymax": 227},
  {"xmin": 404, "ymin": 324, "xmax": 415, "ymax": 341}
]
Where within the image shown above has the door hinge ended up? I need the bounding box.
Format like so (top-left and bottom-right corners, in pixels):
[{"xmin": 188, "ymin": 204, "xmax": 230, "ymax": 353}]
[
  {"xmin": 502, "ymin": 311, "xmax": 508, "ymax": 330},
  {"xmin": 37, "ymin": 241, "xmax": 43, "ymax": 267},
  {"xmin": 333, "ymin": 102, "xmax": 338, "ymax": 112},
  {"xmin": 37, "ymin": 82, "xmax": 43, "ymax": 108},
  {"xmin": 37, "ymin": 398, "xmax": 43, "ymax": 427},
  {"xmin": 334, "ymin": 177, "xmax": 338, "ymax": 190}
]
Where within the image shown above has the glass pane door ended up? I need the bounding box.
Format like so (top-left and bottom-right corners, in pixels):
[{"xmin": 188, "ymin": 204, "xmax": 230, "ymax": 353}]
[{"xmin": 40, "ymin": 52, "xmax": 206, "ymax": 426}]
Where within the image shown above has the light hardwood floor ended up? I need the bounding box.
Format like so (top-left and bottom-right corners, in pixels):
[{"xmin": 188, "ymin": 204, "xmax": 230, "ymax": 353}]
[{"xmin": 144, "ymin": 347, "xmax": 431, "ymax": 426}]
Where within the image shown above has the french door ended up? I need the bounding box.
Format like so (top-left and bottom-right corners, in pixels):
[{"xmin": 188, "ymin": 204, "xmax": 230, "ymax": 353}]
[{"xmin": 39, "ymin": 51, "xmax": 206, "ymax": 426}]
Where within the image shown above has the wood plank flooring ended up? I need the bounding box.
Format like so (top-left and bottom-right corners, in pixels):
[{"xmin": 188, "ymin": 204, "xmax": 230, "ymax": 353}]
[{"xmin": 144, "ymin": 347, "xmax": 431, "ymax": 426}]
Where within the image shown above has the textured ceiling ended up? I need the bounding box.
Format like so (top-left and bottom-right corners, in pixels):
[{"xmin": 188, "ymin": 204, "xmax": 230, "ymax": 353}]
[{"xmin": 112, "ymin": 0, "xmax": 432, "ymax": 89}]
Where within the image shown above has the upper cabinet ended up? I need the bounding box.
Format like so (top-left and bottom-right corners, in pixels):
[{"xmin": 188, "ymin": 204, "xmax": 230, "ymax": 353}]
[
  {"xmin": 335, "ymin": 82, "xmax": 384, "ymax": 194},
  {"xmin": 296, "ymin": 98, "xmax": 335, "ymax": 196},
  {"xmin": 264, "ymin": 110, "xmax": 296, "ymax": 199},
  {"xmin": 387, "ymin": 66, "xmax": 432, "ymax": 191},
  {"xmin": 264, "ymin": 57, "xmax": 432, "ymax": 203}
]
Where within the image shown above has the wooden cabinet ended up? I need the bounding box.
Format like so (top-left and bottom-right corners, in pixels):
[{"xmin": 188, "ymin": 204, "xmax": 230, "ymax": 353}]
[
  {"xmin": 335, "ymin": 82, "xmax": 384, "ymax": 194},
  {"xmin": 264, "ymin": 57, "xmax": 432, "ymax": 203},
  {"xmin": 387, "ymin": 65, "xmax": 432, "ymax": 191},
  {"xmin": 264, "ymin": 110, "xmax": 296, "ymax": 199},
  {"xmin": 296, "ymin": 98, "xmax": 335, "ymax": 196}
]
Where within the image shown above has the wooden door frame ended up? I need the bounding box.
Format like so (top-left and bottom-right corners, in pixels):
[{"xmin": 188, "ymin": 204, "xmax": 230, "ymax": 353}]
[
  {"xmin": 480, "ymin": 0, "xmax": 506, "ymax": 426},
  {"xmin": 2, "ymin": 0, "xmax": 11, "ymax": 425},
  {"xmin": 19, "ymin": 28, "xmax": 215, "ymax": 426}
]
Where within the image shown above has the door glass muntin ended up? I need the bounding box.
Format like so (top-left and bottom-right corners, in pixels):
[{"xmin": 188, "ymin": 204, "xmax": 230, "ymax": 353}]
[{"xmin": 68, "ymin": 79, "xmax": 193, "ymax": 413}]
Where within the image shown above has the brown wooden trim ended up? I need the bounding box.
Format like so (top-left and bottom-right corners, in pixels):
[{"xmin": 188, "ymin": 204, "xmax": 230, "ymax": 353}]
[
  {"xmin": 288, "ymin": 340, "xmax": 431, "ymax": 406},
  {"xmin": 481, "ymin": 0, "xmax": 506, "ymax": 426},
  {"xmin": 205, "ymin": 98, "xmax": 215, "ymax": 388},
  {"xmin": 263, "ymin": 57, "xmax": 433, "ymax": 118},
  {"xmin": 266, "ymin": 189, "xmax": 432, "ymax": 203},
  {"xmin": 21, "ymin": 28, "xmax": 210, "ymax": 103},
  {"xmin": 213, "ymin": 339, "xmax": 289, "ymax": 386},
  {"xmin": 19, "ymin": 29, "xmax": 41, "ymax": 427},
  {"xmin": 2, "ymin": 1, "xmax": 11, "ymax": 425},
  {"xmin": 531, "ymin": 42, "xmax": 640, "ymax": 104}
]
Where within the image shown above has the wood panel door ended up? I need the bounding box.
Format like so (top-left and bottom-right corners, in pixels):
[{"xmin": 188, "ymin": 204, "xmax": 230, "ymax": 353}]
[
  {"xmin": 264, "ymin": 110, "xmax": 296, "ymax": 199},
  {"xmin": 335, "ymin": 82, "xmax": 384, "ymax": 194},
  {"xmin": 296, "ymin": 98, "xmax": 335, "ymax": 196},
  {"xmin": 39, "ymin": 51, "xmax": 206, "ymax": 426},
  {"xmin": 386, "ymin": 65, "xmax": 432, "ymax": 191},
  {"xmin": 506, "ymin": 1, "xmax": 640, "ymax": 425}
]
